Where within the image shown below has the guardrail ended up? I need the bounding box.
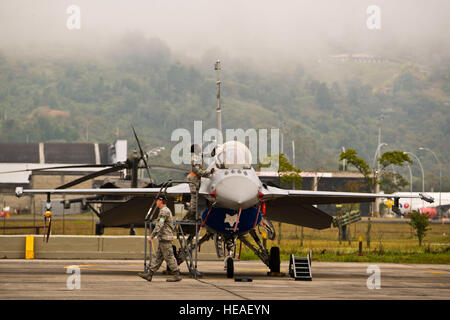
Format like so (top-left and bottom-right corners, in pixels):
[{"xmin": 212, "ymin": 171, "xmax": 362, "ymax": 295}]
[{"xmin": 2, "ymin": 226, "xmax": 45, "ymax": 235}]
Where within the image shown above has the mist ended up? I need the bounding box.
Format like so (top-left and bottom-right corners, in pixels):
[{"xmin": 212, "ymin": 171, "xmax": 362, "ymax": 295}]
[{"xmin": 0, "ymin": 0, "xmax": 449, "ymax": 68}]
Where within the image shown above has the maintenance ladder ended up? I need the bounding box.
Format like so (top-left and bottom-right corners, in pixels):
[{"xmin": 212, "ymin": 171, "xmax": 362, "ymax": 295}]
[
  {"xmin": 143, "ymin": 180, "xmax": 202, "ymax": 279},
  {"xmin": 289, "ymin": 251, "xmax": 312, "ymax": 281},
  {"xmin": 174, "ymin": 220, "xmax": 202, "ymax": 278}
]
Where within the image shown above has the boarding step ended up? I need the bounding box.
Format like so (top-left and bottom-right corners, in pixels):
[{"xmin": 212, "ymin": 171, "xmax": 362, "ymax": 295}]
[{"xmin": 289, "ymin": 251, "xmax": 312, "ymax": 281}]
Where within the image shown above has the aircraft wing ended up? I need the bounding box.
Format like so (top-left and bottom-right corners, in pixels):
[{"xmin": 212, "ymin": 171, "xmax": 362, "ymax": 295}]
[
  {"xmin": 15, "ymin": 184, "xmax": 191, "ymax": 197},
  {"xmin": 15, "ymin": 185, "xmax": 192, "ymax": 228},
  {"xmin": 261, "ymin": 186, "xmax": 434, "ymax": 229}
]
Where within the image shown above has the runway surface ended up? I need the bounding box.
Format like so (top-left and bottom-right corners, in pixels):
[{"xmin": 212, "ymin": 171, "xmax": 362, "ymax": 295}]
[{"xmin": 0, "ymin": 259, "xmax": 449, "ymax": 300}]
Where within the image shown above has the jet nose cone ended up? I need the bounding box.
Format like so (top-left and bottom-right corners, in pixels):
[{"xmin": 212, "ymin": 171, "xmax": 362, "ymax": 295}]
[{"xmin": 215, "ymin": 175, "xmax": 259, "ymax": 210}]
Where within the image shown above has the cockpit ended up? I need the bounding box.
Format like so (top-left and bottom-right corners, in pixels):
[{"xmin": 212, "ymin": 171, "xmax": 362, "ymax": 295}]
[{"xmin": 214, "ymin": 141, "xmax": 252, "ymax": 169}]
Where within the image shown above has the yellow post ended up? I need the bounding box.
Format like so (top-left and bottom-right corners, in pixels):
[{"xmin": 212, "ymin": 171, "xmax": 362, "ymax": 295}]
[{"xmin": 25, "ymin": 235, "xmax": 34, "ymax": 259}]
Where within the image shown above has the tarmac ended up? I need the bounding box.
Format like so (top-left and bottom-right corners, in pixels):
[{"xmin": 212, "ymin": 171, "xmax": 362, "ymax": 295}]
[{"xmin": 0, "ymin": 259, "xmax": 449, "ymax": 300}]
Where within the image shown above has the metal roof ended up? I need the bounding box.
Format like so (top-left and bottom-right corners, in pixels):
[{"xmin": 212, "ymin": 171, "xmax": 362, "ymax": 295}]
[
  {"xmin": 0, "ymin": 141, "xmax": 127, "ymax": 184},
  {"xmin": 0, "ymin": 142, "xmax": 109, "ymax": 164}
]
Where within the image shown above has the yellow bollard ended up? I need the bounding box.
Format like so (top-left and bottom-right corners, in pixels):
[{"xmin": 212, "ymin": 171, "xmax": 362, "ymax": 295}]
[{"xmin": 25, "ymin": 235, "xmax": 34, "ymax": 259}]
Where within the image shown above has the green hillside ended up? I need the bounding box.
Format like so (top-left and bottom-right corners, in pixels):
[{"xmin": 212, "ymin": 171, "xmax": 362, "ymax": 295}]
[{"xmin": 0, "ymin": 38, "xmax": 448, "ymax": 191}]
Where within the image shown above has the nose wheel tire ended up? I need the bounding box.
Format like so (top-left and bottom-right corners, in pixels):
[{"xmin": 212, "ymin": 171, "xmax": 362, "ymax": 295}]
[
  {"xmin": 269, "ymin": 246, "xmax": 280, "ymax": 273},
  {"xmin": 226, "ymin": 257, "xmax": 234, "ymax": 278}
]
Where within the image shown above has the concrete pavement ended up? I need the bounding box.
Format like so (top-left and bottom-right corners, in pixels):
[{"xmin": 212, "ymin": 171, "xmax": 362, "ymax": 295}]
[{"xmin": 0, "ymin": 260, "xmax": 449, "ymax": 300}]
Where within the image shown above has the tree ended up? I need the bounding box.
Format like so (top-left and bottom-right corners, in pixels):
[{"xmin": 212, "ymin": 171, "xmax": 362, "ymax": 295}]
[
  {"xmin": 339, "ymin": 149, "xmax": 371, "ymax": 184},
  {"xmin": 259, "ymin": 153, "xmax": 302, "ymax": 189},
  {"xmin": 278, "ymin": 154, "xmax": 302, "ymax": 190},
  {"xmin": 339, "ymin": 148, "xmax": 412, "ymax": 247},
  {"xmin": 379, "ymin": 171, "xmax": 409, "ymax": 194},
  {"xmin": 339, "ymin": 149, "xmax": 412, "ymax": 191},
  {"xmin": 408, "ymin": 211, "xmax": 431, "ymax": 246},
  {"xmin": 315, "ymin": 82, "xmax": 333, "ymax": 109},
  {"xmin": 341, "ymin": 180, "xmax": 363, "ymax": 215},
  {"xmin": 259, "ymin": 153, "xmax": 302, "ymax": 245}
]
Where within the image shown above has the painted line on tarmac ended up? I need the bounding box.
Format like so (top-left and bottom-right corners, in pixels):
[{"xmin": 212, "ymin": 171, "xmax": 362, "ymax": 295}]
[
  {"xmin": 64, "ymin": 264, "xmax": 141, "ymax": 272},
  {"xmin": 63, "ymin": 264, "xmax": 269, "ymax": 273}
]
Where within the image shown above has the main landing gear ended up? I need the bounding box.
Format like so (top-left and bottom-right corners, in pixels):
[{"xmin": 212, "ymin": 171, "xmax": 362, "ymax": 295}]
[
  {"xmin": 238, "ymin": 218, "xmax": 281, "ymax": 276},
  {"xmin": 220, "ymin": 219, "xmax": 281, "ymax": 278}
]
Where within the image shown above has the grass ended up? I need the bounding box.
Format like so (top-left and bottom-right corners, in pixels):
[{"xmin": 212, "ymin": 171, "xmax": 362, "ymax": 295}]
[
  {"xmin": 239, "ymin": 243, "xmax": 450, "ymax": 264},
  {"xmin": 236, "ymin": 222, "xmax": 450, "ymax": 264},
  {"xmin": 2, "ymin": 214, "xmax": 450, "ymax": 264}
]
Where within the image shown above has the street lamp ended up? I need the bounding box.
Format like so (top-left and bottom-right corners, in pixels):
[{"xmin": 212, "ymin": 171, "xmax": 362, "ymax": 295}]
[
  {"xmin": 418, "ymin": 147, "xmax": 442, "ymax": 219},
  {"xmin": 405, "ymin": 151, "xmax": 425, "ymax": 212},
  {"xmin": 406, "ymin": 164, "xmax": 413, "ymax": 215},
  {"xmin": 340, "ymin": 146, "xmax": 346, "ymax": 171},
  {"xmin": 372, "ymin": 143, "xmax": 387, "ymax": 169},
  {"xmin": 404, "ymin": 152, "xmax": 424, "ymax": 193},
  {"xmin": 372, "ymin": 143, "xmax": 387, "ymax": 217}
]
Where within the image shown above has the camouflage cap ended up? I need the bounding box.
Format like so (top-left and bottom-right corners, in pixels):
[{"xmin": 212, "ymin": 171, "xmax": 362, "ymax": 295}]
[{"xmin": 156, "ymin": 194, "xmax": 168, "ymax": 203}]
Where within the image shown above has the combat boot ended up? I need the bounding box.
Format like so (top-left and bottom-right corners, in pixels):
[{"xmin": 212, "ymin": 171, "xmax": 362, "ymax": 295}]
[
  {"xmin": 166, "ymin": 271, "xmax": 182, "ymax": 282},
  {"xmin": 138, "ymin": 270, "xmax": 154, "ymax": 282}
]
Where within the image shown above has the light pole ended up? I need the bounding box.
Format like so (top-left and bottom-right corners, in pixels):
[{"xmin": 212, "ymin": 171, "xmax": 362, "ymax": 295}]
[
  {"xmin": 372, "ymin": 143, "xmax": 387, "ymax": 169},
  {"xmin": 372, "ymin": 143, "xmax": 387, "ymax": 217},
  {"xmin": 406, "ymin": 164, "xmax": 413, "ymax": 215},
  {"xmin": 341, "ymin": 146, "xmax": 346, "ymax": 171},
  {"xmin": 405, "ymin": 152, "xmax": 424, "ymax": 193},
  {"xmin": 418, "ymin": 147, "xmax": 442, "ymax": 219},
  {"xmin": 405, "ymin": 151, "xmax": 425, "ymax": 212}
]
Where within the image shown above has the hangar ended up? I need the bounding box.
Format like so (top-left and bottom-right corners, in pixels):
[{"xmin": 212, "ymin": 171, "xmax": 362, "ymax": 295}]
[{"xmin": 0, "ymin": 140, "xmax": 126, "ymax": 215}]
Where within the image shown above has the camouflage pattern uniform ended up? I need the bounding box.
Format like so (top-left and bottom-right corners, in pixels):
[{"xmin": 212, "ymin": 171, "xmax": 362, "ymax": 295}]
[
  {"xmin": 184, "ymin": 153, "xmax": 212, "ymax": 220},
  {"xmin": 149, "ymin": 205, "xmax": 179, "ymax": 272},
  {"xmin": 139, "ymin": 205, "xmax": 181, "ymax": 282}
]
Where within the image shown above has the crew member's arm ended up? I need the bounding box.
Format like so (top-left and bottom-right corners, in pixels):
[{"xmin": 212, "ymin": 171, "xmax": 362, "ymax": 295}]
[
  {"xmin": 150, "ymin": 209, "xmax": 169, "ymax": 239},
  {"xmin": 192, "ymin": 164, "xmax": 213, "ymax": 177}
]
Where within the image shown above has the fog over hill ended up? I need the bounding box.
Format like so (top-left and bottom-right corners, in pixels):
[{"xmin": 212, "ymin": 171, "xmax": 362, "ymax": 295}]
[{"xmin": 1, "ymin": 0, "xmax": 449, "ymax": 66}]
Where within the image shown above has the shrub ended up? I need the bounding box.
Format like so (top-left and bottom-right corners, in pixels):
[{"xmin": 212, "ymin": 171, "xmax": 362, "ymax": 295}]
[{"xmin": 407, "ymin": 210, "xmax": 431, "ymax": 246}]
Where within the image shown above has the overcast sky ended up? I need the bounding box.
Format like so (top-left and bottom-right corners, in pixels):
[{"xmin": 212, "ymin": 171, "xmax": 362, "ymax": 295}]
[{"xmin": 0, "ymin": 0, "xmax": 449, "ymax": 65}]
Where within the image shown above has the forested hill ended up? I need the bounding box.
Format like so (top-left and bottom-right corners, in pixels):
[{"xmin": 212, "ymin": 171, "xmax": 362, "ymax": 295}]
[{"xmin": 0, "ymin": 37, "xmax": 448, "ymax": 190}]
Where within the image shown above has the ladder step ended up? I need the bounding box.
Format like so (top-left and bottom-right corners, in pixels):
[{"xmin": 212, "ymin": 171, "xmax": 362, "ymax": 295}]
[
  {"xmin": 295, "ymin": 277, "xmax": 312, "ymax": 281},
  {"xmin": 295, "ymin": 271, "xmax": 311, "ymax": 275},
  {"xmin": 295, "ymin": 262, "xmax": 309, "ymax": 267},
  {"xmin": 291, "ymin": 254, "xmax": 312, "ymax": 281},
  {"xmin": 294, "ymin": 258, "xmax": 308, "ymax": 262}
]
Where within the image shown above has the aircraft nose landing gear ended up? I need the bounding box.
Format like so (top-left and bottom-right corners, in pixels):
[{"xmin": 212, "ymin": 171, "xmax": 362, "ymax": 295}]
[
  {"xmin": 225, "ymin": 256, "xmax": 234, "ymax": 278},
  {"xmin": 224, "ymin": 237, "xmax": 236, "ymax": 278}
]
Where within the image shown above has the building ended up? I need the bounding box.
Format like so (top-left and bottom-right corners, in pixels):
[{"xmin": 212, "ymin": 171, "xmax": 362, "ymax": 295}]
[
  {"xmin": 0, "ymin": 141, "xmax": 127, "ymax": 215},
  {"xmin": 323, "ymin": 53, "xmax": 390, "ymax": 64}
]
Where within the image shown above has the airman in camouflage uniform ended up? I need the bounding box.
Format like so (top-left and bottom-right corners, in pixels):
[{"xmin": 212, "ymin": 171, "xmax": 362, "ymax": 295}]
[
  {"xmin": 138, "ymin": 195, "xmax": 181, "ymax": 282},
  {"xmin": 183, "ymin": 144, "xmax": 214, "ymax": 220}
]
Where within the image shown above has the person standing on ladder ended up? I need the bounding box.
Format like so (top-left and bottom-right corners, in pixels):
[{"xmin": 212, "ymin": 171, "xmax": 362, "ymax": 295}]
[
  {"xmin": 138, "ymin": 195, "xmax": 181, "ymax": 282},
  {"xmin": 183, "ymin": 144, "xmax": 214, "ymax": 221}
]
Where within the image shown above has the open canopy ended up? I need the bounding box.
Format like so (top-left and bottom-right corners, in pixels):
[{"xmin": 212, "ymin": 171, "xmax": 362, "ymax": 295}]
[{"xmin": 215, "ymin": 141, "xmax": 252, "ymax": 169}]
